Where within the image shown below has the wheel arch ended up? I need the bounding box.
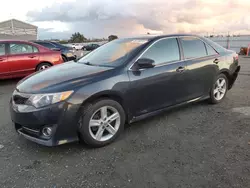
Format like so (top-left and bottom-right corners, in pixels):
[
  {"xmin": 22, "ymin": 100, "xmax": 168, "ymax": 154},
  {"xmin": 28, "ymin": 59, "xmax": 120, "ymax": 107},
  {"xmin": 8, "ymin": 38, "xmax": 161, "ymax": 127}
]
[
  {"xmin": 79, "ymin": 91, "xmax": 130, "ymax": 123},
  {"xmin": 61, "ymin": 54, "xmax": 67, "ymax": 61},
  {"xmin": 218, "ymin": 69, "xmax": 232, "ymax": 89}
]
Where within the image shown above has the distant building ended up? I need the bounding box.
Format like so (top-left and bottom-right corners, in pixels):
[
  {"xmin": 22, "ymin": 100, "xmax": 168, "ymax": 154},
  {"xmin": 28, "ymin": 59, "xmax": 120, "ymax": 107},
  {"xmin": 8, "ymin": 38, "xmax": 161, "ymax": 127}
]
[{"xmin": 0, "ymin": 19, "xmax": 37, "ymax": 40}]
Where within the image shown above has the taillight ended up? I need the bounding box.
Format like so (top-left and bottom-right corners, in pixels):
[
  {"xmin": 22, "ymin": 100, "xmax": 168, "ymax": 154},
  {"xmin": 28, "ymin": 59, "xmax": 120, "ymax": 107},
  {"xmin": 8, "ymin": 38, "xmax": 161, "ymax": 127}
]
[{"xmin": 234, "ymin": 54, "xmax": 238, "ymax": 62}]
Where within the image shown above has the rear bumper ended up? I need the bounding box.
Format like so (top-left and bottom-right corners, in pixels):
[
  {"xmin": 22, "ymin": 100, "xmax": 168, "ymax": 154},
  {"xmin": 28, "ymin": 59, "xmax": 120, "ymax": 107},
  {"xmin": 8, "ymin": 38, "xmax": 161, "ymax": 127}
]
[{"xmin": 229, "ymin": 65, "xmax": 240, "ymax": 90}]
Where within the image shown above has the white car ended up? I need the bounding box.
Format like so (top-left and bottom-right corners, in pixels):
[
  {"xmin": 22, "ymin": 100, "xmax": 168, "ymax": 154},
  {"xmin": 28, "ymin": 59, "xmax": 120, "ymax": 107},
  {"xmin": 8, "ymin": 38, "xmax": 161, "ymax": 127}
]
[{"xmin": 71, "ymin": 43, "xmax": 83, "ymax": 50}]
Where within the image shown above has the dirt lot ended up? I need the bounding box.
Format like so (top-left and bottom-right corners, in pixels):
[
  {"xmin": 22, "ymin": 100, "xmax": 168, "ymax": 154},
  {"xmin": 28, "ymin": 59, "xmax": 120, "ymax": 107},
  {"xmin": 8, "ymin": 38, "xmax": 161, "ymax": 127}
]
[{"xmin": 0, "ymin": 57, "xmax": 250, "ymax": 188}]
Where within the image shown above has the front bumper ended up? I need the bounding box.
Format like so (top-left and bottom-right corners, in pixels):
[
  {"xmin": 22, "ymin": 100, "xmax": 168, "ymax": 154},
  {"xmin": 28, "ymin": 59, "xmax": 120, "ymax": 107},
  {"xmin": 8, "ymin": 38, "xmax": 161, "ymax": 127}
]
[
  {"xmin": 67, "ymin": 55, "xmax": 77, "ymax": 61},
  {"xmin": 10, "ymin": 99, "xmax": 81, "ymax": 146}
]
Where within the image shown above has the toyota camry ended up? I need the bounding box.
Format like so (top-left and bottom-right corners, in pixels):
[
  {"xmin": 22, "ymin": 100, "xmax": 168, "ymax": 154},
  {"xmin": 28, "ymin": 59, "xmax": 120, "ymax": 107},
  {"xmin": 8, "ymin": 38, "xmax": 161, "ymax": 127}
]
[{"xmin": 10, "ymin": 34, "xmax": 240, "ymax": 147}]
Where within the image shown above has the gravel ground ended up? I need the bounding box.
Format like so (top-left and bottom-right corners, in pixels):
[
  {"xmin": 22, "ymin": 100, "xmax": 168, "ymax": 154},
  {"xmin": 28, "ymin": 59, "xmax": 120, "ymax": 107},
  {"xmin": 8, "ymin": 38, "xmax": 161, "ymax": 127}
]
[{"xmin": 0, "ymin": 57, "xmax": 250, "ymax": 188}]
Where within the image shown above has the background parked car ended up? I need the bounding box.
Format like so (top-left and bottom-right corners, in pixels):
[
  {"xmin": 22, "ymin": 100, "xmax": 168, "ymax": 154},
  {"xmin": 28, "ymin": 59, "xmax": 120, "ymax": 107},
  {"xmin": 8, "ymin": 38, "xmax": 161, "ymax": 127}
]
[
  {"xmin": 82, "ymin": 43, "xmax": 100, "ymax": 51},
  {"xmin": 71, "ymin": 43, "xmax": 84, "ymax": 50},
  {"xmin": 239, "ymin": 47, "xmax": 247, "ymax": 55},
  {"xmin": 0, "ymin": 40, "xmax": 63, "ymax": 79},
  {"xmin": 32, "ymin": 41, "xmax": 76, "ymax": 62}
]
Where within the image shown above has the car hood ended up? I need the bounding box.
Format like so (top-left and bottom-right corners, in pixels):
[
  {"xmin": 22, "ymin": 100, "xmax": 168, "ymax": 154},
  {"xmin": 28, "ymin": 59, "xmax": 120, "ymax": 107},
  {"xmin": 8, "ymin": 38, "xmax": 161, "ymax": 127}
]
[{"xmin": 16, "ymin": 62, "xmax": 114, "ymax": 93}]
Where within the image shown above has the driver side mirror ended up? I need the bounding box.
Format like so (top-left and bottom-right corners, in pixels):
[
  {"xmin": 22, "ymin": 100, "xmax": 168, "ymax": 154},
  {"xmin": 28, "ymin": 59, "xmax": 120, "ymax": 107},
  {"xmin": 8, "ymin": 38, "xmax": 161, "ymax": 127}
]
[{"xmin": 135, "ymin": 58, "xmax": 155, "ymax": 69}]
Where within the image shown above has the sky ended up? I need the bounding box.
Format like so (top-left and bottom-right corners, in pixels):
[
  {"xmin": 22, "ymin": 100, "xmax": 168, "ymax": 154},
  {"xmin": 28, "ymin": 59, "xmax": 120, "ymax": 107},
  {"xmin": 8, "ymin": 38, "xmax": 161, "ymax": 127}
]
[{"xmin": 1, "ymin": 0, "xmax": 250, "ymax": 39}]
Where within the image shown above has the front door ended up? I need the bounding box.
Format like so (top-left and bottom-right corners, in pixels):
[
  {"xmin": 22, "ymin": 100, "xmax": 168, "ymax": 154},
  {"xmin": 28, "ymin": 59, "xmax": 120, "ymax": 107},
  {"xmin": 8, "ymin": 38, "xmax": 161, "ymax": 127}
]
[
  {"xmin": 0, "ymin": 43, "xmax": 9, "ymax": 79},
  {"xmin": 127, "ymin": 37, "xmax": 189, "ymax": 116},
  {"xmin": 7, "ymin": 42, "xmax": 39, "ymax": 77}
]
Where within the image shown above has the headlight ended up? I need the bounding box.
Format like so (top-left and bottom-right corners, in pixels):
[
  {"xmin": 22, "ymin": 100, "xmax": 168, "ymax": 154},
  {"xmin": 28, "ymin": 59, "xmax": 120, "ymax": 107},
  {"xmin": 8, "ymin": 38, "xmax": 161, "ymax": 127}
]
[
  {"xmin": 27, "ymin": 91, "xmax": 73, "ymax": 108},
  {"xmin": 66, "ymin": 52, "xmax": 74, "ymax": 57}
]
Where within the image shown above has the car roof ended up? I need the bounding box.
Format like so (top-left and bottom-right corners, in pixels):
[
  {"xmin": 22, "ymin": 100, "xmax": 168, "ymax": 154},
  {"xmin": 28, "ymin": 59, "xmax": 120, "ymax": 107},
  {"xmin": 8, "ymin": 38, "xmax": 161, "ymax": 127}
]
[
  {"xmin": 122, "ymin": 34, "xmax": 203, "ymax": 41},
  {"xmin": 0, "ymin": 39, "xmax": 33, "ymax": 43},
  {"xmin": 31, "ymin": 40, "xmax": 52, "ymax": 43}
]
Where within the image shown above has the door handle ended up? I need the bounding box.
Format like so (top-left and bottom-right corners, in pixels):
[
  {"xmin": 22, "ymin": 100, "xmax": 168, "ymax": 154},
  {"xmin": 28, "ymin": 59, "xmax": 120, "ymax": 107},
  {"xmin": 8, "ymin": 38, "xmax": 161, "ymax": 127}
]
[
  {"xmin": 0, "ymin": 58, "xmax": 5, "ymax": 62},
  {"xmin": 28, "ymin": 55, "xmax": 36, "ymax": 58},
  {"xmin": 176, "ymin": 66, "xmax": 185, "ymax": 73},
  {"xmin": 213, "ymin": 58, "xmax": 220, "ymax": 64}
]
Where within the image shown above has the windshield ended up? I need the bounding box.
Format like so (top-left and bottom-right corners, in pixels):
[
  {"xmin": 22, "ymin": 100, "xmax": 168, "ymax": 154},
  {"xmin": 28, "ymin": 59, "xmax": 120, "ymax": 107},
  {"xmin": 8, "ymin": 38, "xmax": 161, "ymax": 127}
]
[{"xmin": 77, "ymin": 38, "xmax": 148, "ymax": 67}]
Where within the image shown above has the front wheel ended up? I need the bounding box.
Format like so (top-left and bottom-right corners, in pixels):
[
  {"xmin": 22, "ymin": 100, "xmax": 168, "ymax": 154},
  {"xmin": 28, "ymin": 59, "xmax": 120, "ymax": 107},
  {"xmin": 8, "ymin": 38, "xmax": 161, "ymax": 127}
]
[
  {"xmin": 78, "ymin": 99, "xmax": 125, "ymax": 147},
  {"xmin": 209, "ymin": 74, "xmax": 228, "ymax": 104}
]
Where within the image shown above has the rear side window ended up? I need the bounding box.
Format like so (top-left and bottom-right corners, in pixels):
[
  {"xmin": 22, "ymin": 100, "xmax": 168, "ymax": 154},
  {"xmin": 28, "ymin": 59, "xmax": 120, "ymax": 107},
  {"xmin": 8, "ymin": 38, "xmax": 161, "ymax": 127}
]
[
  {"xmin": 10, "ymin": 43, "xmax": 36, "ymax": 54},
  {"xmin": 33, "ymin": 46, "xmax": 39, "ymax": 53},
  {"xmin": 205, "ymin": 44, "xmax": 217, "ymax": 56},
  {"xmin": 0, "ymin": 43, "xmax": 5, "ymax": 56},
  {"xmin": 141, "ymin": 38, "xmax": 180, "ymax": 65},
  {"xmin": 180, "ymin": 37, "xmax": 207, "ymax": 59}
]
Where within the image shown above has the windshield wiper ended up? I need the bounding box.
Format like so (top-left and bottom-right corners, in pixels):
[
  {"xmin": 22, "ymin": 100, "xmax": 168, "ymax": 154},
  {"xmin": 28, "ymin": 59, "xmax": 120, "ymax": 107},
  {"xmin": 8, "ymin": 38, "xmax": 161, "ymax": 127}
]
[
  {"xmin": 83, "ymin": 62, "xmax": 91, "ymax": 65},
  {"xmin": 78, "ymin": 61, "xmax": 94, "ymax": 66}
]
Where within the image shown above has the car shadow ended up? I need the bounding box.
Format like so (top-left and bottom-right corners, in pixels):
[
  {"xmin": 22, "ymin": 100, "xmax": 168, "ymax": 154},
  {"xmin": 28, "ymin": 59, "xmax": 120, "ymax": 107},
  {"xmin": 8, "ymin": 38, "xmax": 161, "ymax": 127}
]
[{"xmin": 0, "ymin": 78, "xmax": 21, "ymax": 86}]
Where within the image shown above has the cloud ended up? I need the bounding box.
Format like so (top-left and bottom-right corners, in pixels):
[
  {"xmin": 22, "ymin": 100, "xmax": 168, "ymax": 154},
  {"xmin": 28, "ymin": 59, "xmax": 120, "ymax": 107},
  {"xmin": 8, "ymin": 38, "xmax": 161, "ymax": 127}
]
[{"xmin": 26, "ymin": 0, "xmax": 250, "ymax": 38}]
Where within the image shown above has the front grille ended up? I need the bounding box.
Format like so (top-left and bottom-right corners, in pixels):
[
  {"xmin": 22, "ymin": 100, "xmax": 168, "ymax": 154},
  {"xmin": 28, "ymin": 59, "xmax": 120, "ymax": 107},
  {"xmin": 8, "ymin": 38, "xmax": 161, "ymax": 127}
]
[{"xmin": 13, "ymin": 95, "xmax": 29, "ymax": 105}]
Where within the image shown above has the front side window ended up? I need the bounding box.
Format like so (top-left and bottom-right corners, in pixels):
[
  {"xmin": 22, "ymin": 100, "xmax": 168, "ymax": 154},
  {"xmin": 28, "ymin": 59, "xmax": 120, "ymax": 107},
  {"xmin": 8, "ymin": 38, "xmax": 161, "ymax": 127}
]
[
  {"xmin": 10, "ymin": 43, "xmax": 35, "ymax": 54},
  {"xmin": 0, "ymin": 43, "xmax": 6, "ymax": 56},
  {"xmin": 180, "ymin": 37, "xmax": 207, "ymax": 59},
  {"xmin": 141, "ymin": 38, "xmax": 180, "ymax": 65}
]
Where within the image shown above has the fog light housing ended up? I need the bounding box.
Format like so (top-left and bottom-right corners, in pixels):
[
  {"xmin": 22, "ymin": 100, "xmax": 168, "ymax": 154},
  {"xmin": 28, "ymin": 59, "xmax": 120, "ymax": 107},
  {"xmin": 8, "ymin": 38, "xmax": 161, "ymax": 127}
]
[{"xmin": 42, "ymin": 127, "xmax": 52, "ymax": 137}]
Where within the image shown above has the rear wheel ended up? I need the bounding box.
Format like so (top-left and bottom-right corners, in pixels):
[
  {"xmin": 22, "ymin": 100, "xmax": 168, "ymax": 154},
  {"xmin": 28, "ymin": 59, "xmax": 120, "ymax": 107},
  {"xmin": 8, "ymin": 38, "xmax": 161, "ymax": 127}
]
[
  {"xmin": 78, "ymin": 99, "xmax": 125, "ymax": 147},
  {"xmin": 209, "ymin": 74, "xmax": 228, "ymax": 104},
  {"xmin": 36, "ymin": 63, "xmax": 52, "ymax": 71}
]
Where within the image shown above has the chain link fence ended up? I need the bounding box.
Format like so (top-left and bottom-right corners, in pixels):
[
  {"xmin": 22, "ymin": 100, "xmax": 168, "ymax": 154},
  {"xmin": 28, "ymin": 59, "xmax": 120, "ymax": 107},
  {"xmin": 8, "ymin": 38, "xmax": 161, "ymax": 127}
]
[{"xmin": 208, "ymin": 35, "xmax": 250, "ymax": 54}]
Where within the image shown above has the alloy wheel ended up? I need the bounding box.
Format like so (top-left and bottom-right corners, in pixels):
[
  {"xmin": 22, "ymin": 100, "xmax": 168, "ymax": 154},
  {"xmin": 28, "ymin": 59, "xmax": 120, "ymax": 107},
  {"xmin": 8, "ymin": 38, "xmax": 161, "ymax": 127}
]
[
  {"xmin": 39, "ymin": 65, "xmax": 50, "ymax": 71},
  {"xmin": 88, "ymin": 106, "xmax": 121, "ymax": 142},
  {"xmin": 214, "ymin": 77, "xmax": 227, "ymax": 100}
]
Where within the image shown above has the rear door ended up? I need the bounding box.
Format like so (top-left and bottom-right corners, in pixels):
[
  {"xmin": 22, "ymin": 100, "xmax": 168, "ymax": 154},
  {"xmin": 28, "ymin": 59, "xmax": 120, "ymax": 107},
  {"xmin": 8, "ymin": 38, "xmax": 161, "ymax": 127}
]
[
  {"xmin": 7, "ymin": 42, "xmax": 40, "ymax": 77},
  {"xmin": 0, "ymin": 43, "xmax": 9, "ymax": 78},
  {"xmin": 128, "ymin": 37, "xmax": 189, "ymax": 116},
  {"xmin": 179, "ymin": 37, "xmax": 219, "ymax": 100}
]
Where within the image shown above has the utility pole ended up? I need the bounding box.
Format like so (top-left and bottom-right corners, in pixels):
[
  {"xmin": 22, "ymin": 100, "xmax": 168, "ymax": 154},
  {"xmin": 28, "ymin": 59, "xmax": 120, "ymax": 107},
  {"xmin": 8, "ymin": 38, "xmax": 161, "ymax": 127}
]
[{"xmin": 226, "ymin": 31, "xmax": 230, "ymax": 49}]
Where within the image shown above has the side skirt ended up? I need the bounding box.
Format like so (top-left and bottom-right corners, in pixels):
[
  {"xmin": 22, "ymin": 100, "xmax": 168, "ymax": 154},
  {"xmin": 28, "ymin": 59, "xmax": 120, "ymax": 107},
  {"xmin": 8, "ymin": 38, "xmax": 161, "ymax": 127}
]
[{"xmin": 129, "ymin": 95, "xmax": 209, "ymax": 124}]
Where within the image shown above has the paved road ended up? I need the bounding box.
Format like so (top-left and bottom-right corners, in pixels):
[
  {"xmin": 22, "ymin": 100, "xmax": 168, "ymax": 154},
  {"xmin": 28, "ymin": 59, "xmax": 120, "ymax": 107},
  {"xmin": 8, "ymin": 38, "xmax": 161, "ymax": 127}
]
[{"xmin": 0, "ymin": 57, "xmax": 250, "ymax": 188}]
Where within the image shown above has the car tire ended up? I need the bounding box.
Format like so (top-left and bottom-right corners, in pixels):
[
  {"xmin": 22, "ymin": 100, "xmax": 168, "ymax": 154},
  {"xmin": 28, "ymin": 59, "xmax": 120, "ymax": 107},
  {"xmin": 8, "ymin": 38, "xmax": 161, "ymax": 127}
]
[
  {"xmin": 78, "ymin": 99, "xmax": 125, "ymax": 147},
  {"xmin": 209, "ymin": 73, "xmax": 228, "ymax": 104},
  {"xmin": 62, "ymin": 56, "xmax": 67, "ymax": 62},
  {"xmin": 36, "ymin": 63, "xmax": 52, "ymax": 71}
]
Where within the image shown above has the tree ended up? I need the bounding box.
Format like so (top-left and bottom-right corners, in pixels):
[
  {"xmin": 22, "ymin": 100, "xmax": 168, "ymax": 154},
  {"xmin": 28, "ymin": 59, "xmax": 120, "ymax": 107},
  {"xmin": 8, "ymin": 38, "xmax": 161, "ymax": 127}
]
[
  {"xmin": 108, "ymin": 35, "xmax": 118, "ymax": 42},
  {"xmin": 70, "ymin": 32, "xmax": 87, "ymax": 43}
]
